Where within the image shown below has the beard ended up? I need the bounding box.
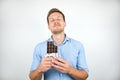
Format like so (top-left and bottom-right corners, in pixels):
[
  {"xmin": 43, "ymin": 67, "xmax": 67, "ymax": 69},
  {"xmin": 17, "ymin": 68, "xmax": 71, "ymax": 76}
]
[{"xmin": 51, "ymin": 28, "xmax": 64, "ymax": 34}]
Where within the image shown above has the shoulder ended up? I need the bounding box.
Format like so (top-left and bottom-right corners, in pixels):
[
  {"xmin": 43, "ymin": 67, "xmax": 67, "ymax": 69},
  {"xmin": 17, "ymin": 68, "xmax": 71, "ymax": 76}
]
[
  {"xmin": 68, "ymin": 37, "xmax": 84, "ymax": 49},
  {"xmin": 69, "ymin": 37, "xmax": 83, "ymax": 45}
]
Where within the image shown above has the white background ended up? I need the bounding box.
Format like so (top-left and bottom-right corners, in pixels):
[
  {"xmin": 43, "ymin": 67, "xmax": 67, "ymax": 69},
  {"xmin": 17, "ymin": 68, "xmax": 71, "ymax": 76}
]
[{"xmin": 0, "ymin": 0, "xmax": 120, "ymax": 80}]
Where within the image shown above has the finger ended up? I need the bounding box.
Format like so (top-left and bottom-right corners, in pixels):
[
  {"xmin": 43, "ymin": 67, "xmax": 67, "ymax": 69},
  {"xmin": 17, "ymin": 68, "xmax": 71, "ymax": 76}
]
[
  {"xmin": 43, "ymin": 57, "xmax": 53, "ymax": 61},
  {"xmin": 53, "ymin": 61, "xmax": 65, "ymax": 67},
  {"xmin": 41, "ymin": 60, "xmax": 52, "ymax": 66},
  {"xmin": 44, "ymin": 64, "xmax": 52, "ymax": 68},
  {"xmin": 55, "ymin": 58, "xmax": 66, "ymax": 64},
  {"xmin": 52, "ymin": 63, "xmax": 65, "ymax": 70},
  {"xmin": 42, "ymin": 58, "xmax": 53, "ymax": 64},
  {"xmin": 43, "ymin": 62, "xmax": 52, "ymax": 65},
  {"xmin": 40, "ymin": 63, "xmax": 52, "ymax": 68}
]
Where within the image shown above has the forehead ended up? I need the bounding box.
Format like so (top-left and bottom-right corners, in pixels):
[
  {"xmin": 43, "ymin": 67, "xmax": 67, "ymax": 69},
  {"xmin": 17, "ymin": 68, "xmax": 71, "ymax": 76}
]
[{"xmin": 49, "ymin": 12, "xmax": 63, "ymax": 18}]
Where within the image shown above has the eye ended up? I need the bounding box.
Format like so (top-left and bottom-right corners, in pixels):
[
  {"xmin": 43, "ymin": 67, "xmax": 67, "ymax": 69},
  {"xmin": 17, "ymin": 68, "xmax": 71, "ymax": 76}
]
[{"xmin": 49, "ymin": 19, "xmax": 54, "ymax": 22}]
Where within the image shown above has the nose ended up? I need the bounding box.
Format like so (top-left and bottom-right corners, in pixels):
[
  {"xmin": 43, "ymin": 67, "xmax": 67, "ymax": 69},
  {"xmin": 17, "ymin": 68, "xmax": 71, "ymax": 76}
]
[{"xmin": 54, "ymin": 19, "xmax": 59, "ymax": 24}]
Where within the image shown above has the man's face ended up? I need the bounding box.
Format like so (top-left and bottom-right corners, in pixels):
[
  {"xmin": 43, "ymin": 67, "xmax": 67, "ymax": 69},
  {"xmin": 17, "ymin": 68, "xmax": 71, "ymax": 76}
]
[{"xmin": 48, "ymin": 12, "xmax": 66, "ymax": 34}]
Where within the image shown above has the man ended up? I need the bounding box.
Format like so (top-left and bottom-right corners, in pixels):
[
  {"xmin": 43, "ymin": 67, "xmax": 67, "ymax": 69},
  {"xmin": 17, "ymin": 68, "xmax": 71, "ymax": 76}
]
[{"xmin": 29, "ymin": 8, "xmax": 89, "ymax": 80}]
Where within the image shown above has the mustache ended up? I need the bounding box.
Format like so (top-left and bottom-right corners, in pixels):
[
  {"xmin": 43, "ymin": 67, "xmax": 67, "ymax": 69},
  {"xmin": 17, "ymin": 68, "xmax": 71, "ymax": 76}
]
[{"xmin": 54, "ymin": 23, "xmax": 61, "ymax": 27}]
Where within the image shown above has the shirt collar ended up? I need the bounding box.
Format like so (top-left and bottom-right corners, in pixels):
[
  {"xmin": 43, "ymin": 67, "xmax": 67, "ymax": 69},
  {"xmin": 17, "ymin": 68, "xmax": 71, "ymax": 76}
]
[{"xmin": 47, "ymin": 34, "xmax": 70, "ymax": 45}]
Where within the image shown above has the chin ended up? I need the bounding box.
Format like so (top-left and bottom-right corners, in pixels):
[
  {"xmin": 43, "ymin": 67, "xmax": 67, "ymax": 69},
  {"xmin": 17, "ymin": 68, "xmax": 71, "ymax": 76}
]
[{"xmin": 52, "ymin": 31, "xmax": 63, "ymax": 34}]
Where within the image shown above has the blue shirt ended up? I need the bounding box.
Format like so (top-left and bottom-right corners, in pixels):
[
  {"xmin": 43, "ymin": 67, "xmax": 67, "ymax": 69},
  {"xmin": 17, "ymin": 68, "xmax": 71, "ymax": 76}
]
[{"xmin": 30, "ymin": 36, "xmax": 89, "ymax": 80}]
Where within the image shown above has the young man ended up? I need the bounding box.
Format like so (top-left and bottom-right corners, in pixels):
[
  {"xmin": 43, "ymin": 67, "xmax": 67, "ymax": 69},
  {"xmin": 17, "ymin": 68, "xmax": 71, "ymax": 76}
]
[{"xmin": 29, "ymin": 8, "xmax": 89, "ymax": 80}]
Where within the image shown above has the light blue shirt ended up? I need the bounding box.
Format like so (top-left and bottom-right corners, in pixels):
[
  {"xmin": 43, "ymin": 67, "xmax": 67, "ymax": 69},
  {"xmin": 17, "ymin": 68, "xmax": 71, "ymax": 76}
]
[{"xmin": 30, "ymin": 36, "xmax": 89, "ymax": 80}]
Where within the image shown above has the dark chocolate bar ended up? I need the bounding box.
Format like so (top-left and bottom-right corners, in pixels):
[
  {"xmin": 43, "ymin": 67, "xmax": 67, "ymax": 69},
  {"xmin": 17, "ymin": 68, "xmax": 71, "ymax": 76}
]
[{"xmin": 47, "ymin": 41, "xmax": 57, "ymax": 53}]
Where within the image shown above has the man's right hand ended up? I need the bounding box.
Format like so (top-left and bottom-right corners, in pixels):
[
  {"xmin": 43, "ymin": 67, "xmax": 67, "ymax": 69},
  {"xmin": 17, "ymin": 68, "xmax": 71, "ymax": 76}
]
[{"xmin": 36, "ymin": 57, "xmax": 53, "ymax": 73}]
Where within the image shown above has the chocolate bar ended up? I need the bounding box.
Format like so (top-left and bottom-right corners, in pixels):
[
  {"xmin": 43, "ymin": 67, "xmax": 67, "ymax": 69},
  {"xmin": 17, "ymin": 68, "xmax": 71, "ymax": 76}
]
[
  {"xmin": 45, "ymin": 41, "xmax": 58, "ymax": 57},
  {"xmin": 47, "ymin": 41, "xmax": 57, "ymax": 53}
]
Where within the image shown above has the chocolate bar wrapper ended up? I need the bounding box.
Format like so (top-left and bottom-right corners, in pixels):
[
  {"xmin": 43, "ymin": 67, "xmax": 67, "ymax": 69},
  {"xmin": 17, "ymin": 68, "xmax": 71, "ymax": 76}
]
[{"xmin": 45, "ymin": 53, "xmax": 58, "ymax": 58}]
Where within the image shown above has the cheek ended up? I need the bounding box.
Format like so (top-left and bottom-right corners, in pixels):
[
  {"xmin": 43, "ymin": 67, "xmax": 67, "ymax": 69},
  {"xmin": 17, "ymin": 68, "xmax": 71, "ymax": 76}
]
[
  {"xmin": 49, "ymin": 23, "xmax": 53, "ymax": 26},
  {"xmin": 61, "ymin": 22, "xmax": 66, "ymax": 27},
  {"xmin": 48, "ymin": 24, "xmax": 53, "ymax": 30},
  {"xmin": 61, "ymin": 21, "xmax": 66, "ymax": 25}
]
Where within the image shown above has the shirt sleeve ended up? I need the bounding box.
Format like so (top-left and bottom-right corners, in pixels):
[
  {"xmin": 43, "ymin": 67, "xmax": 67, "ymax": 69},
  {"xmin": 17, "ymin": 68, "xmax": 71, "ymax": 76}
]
[
  {"xmin": 30, "ymin": 44, "xmax": 42, "ymax": 71},
  {"xmin": 77, "ymin": 43, "xmax": 89, "ymax": 73}
]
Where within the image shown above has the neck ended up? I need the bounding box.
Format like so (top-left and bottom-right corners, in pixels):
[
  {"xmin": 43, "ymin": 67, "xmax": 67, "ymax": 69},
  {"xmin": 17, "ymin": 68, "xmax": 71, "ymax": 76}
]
[{"xmin": 52, "ymin": 32, "xmax": 65, "ymax": 45}]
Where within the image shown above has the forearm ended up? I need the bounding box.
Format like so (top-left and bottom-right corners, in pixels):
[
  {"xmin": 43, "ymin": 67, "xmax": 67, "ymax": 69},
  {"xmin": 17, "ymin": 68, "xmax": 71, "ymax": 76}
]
[
  {"xmin": 29, "ymin": 69, "xmax": 42, "ymax": 80},
  {"xmin": 68, "ymin": 67, "xmax": 88, "ymax": 80}
]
